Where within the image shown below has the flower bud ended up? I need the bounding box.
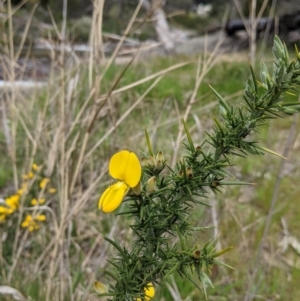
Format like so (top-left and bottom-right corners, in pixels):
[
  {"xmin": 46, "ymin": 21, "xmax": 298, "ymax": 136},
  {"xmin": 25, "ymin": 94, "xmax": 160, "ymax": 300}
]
[
  {"xmin": 140, "ymin": 157, "xmax": 148, "ymax": 166},
  {"xmin": 93, "ymin": 281, "xmax": 108, "ymax": 294},
  {"xmin": 156, "ymin": 161, "xmax": 162, "ymax": 169},
  {"xmin": 178, "ymin": 170, "xmax": 184, "ymax": 177},
  {"xmin": 186, "ymin": 167, "xmax": 193, "ymax": 178},
  {"xmin": 212, "ymin": 181, "xmax": 219, "ymax": 188},
  {"xmin": 193, "ymin": 249, "xmax": 201, "ymax": 259},
  {"xmin": 32, "ymin": 163, "xmax": 39, "ymax": 171},
  {"xmin": 156, "ymin": 151, "xmax": 164, "ymax": 162},
  {"xmin": 146, "ymin": 176, "xmax": 156, "ymax": 193},
  {"xmin": 148, "ymin": 156, "xmax": 156, "ymax": 167},
  {"xmin": 132, "ymin": 181, "xmax": 142, "ymax": 195},
  {"xmin": 48, "ymin": 188, "xmax": 57, "ymax": 194},
  {"xmin": 40, "ymin": 178, "xmax": 50, "ymax": 189},
  {"xmin": 28, "ymin": 172, "xmax": 34, "ymax": 179}
]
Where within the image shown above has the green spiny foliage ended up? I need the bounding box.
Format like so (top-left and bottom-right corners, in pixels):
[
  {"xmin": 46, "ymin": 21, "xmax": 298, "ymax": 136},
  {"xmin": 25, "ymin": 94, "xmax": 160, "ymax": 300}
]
[{"xmin": 99, "ymin": 36, "xmax": 300, "ymax": 301}]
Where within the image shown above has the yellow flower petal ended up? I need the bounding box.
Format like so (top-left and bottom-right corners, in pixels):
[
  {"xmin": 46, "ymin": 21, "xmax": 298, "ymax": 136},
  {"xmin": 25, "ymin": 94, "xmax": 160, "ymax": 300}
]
[
  {"xmin": 98, "ymin": 182, "xmax": 129, "ymax": 213},
  {"xmin": 136, "ymin": 283, "xmax": 155, "ymax": 301},
  {"xmin": 0, "ymin": 206, "xmax": 13, "ymax": 215},
  {"xmin": 39, "ymin": 198, "xmax": 45, "ymax": 204},
  {"xmin": 36, "ymin": 214, "xmax": 46, "ymax": 221},
  {"xmin": 17, "ymin": 188, "xmax": 24, "ymax": 195},
  {"xmin": 144, "ymin": 283, "xmax": 155, "ymax": 300},
  {"xmin": 5, "ymin": 195, "xmax": 20, "ymax": 211},
  {"xmin": 40, "ymin": 178, "xmax": 50, "ymax": 189},
  {"xmin": 31, "ymin": 198, "xmax": 45, "ymax": 206},
  {"xmin": 32, "ymin": 163, "xmax": 39, "ymax": 170},
  {"xmin": 109, "ymin": 150, "xmax": 141, "ymax": 188},
  {"xmin": 21, "ymin": 214, "xmax": 45, "ymax": 231},
  {"xmin": 0, "ymin": 206, "xmax": 7, "ymax": 213},
  {"xmin": 29, "ymin": 223, "xmax": 40, "ymax": 232},
  {"xmin": 48, "ymin": 188, "xmax": 57, "ymax": 194},
  {"xmin": 31, "ymin": 199, "xmax": 38, "ymax": 206},
  {"xmin": 21, "ymin": 215, "xmax": 32, "ymax": 228}
]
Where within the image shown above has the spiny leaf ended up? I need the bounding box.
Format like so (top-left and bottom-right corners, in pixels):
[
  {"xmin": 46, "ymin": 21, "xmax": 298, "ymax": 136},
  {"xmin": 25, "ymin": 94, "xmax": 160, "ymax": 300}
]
[{"xmin": 182, "ymin": 119, "xmax": 195, "ymax": 153}]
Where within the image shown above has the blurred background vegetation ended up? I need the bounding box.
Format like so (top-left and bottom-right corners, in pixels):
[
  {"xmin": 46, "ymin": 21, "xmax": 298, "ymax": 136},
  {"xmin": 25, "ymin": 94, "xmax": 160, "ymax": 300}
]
[{"xmin": 3, "ymin": 0, "xmax": 299, "ymax": 43}]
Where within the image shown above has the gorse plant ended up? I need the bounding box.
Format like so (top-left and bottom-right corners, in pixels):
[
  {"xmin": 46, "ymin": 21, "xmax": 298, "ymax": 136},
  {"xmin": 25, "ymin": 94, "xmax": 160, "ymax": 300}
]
[{"xmin": 97, "ymin": 37, "xmax": 300, "ymax": 301}]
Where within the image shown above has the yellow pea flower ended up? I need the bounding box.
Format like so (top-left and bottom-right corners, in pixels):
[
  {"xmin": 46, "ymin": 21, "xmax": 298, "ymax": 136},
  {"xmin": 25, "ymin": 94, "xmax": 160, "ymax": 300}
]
[
  {"xmin": 0, "ymin": 194, "xmax": 20, "ymax": 219},
  {"xmin": 21, "ymin": 214, "xmax": 46, "ymax": 232},
  {"xmin": 22, "ymin": 171, "xmax": 34, "ymax": 180},
  {"xmin": 17, "ymin": 188, "xmax": 24, "ymax": 195},
  {"xmin": 136, "ymin": 283, "xmax": 155, "ymax": 301},
  {"xmin": 0, "ymin": 206, "xmax": 14, "ymax": 215},
  {"xmin": 98, "ymin": 150, "xmax": 141, "ymax": 213},
  {"xmin": 35, "ymin": 214, "xmax": 46, "ymax": 221},
  {"xmin": 40, "ymin": 178, "xmax": 50, "ymax": 189},
  {"xmin": 21, "ymin": 215, "xmax": 36, "ymax": 231},
  {"xmin": 48, "ymin": 188, "xmax": 57, "ymax": 194},
  {"xmin": 17, "ymin": 183, "xmax": 28, "ymax": 195},
  {"xmin": 31, "ymin": 198, "xmax": 45, "ymax": 206},
  {"xmin": 5, "ymin": 194, "xmax": 20, "ymax": 213},
  {"xmin": 99, "ymin": 182, "xmax": 129, "ymax": 213},
  {"xmin": 32, "ymin": 163, "xmax": 39, "ymax": 171}
]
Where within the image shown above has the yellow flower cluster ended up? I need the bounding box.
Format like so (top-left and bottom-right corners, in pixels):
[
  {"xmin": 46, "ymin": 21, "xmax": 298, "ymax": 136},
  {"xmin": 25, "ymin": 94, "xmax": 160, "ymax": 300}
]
[
  {"xmin": 39, "ymin": 177, "xmax": 56, "ymax": 194},
  {"xmin": 98, "ymin": 150, "xmax": 141, "ymax": 213},
  {"xmin": 0, "ymin": 193, "xmax": 20, "ymax": 223},
  {"xmin": 31, "ymin": 198, "xmax": 45, "ymax": 206},
  {"xmin": 93, "ymin": 280, "xmax": 155, "ymax": 301},
  {"xmin": 22, "ymin": 164, "xmax": 56, "ymax": 193},
  {"xmin": 21, "ymin": 214, "xmax": 46, "ymax": 232},
  {"xmin": 141, "ymin": 151, "xmax": 164, "ymax": 171},
  {"xmin": 0, "ymin": 163, "xmax": 55, "ymax": 231},
  {"xmin": 21, "ymin": 165, "xmax": 53, "ymax": 231}
]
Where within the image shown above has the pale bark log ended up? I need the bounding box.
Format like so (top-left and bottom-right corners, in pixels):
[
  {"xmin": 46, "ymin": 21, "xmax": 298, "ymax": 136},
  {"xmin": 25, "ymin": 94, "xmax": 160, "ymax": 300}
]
[{"xmin": 141, "ymin": 0, "xmax": 175, "ymax": 54}]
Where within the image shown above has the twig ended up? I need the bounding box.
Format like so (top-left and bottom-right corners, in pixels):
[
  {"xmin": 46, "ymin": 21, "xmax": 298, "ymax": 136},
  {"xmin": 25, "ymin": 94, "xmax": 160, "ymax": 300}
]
[{"xmin": 171, "ymin": 34, "xmax": 225, "ymax": 165}]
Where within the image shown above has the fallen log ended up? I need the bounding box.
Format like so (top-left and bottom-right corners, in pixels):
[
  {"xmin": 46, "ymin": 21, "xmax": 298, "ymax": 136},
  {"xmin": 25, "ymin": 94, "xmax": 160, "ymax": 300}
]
[
  {"xmin": 225, "ymin": 10, "xmax": 300, "ymax": 40},
  {"xmin": 225, "ymin": 18, "xmax": 273, "ymax": 36}
]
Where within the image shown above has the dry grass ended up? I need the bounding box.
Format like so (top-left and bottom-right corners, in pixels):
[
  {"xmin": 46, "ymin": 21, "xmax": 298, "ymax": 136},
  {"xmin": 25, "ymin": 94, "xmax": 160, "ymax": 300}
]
[{"xmin": 0, "ymin": 1, "xmax": 203, "ymax": 300}]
